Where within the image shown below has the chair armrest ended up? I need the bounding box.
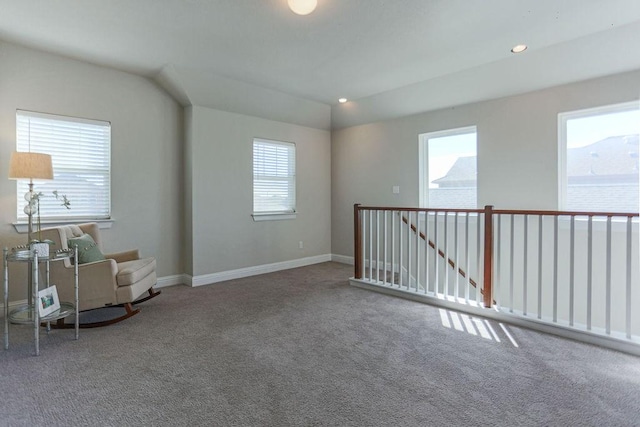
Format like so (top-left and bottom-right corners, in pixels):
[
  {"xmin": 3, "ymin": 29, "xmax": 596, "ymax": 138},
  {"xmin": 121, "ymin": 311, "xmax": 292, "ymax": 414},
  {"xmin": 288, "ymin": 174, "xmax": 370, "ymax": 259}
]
[
  {"xmin": 78, "ymin": 258, "xmax": 118, "ymax": 275},
  {"xmin": 52, "ymin": 258, "xmax": 119, "ymax": 311},
  {"xmin": 105, "ymin": 249, "xmax": 140, "ymax": 263}
]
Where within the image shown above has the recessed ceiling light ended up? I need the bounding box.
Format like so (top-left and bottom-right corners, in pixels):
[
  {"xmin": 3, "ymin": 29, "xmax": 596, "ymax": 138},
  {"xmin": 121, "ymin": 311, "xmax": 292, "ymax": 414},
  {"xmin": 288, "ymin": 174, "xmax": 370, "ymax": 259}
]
[
  {"xmin": 338, "ymin": 98, "xmax": 348, "ymax": 104},
  {"xmin": 511, "ymin": 44, "xmax": 528, "ymax": 53},
  {"xmin": 288, "ymin": 0, "xmax": 318, "ymax": 15}
]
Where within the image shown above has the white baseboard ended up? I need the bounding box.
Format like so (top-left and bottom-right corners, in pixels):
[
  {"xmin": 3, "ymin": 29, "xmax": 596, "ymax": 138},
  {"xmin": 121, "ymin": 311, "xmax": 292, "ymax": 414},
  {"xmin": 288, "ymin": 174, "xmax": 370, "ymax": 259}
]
[
  {"xmin": 3, "ymin": 257, "xmax": 337, "ymax": 303},
  {"xmin": 331, "ymin": 254, "xmax": 354, "ymax": 265},
  {"xmin": 155, "ymin": 274, "xmax": 188, "ymax": 289},
  {"xmin": 188, "ymin": 254, "xmax": 332, "ymax": 287}
]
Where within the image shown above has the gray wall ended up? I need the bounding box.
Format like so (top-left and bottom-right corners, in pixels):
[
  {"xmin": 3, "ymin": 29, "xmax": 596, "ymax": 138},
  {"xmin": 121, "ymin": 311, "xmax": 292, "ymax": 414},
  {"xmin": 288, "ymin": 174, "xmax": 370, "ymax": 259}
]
[
  {"xmin": 186, "ymin": 106, "xmax": 331, "ymax": 277},
  {"xmin": 0, "ymin": 40, "xmax": 332, "ymax": 301},
  {"xmin": 331, "ymin": 69, "xmax": 640, "ymax": 258},
  {"xmin": 0, "ymin": 41, "xmax": 183, "ymax": 299}
]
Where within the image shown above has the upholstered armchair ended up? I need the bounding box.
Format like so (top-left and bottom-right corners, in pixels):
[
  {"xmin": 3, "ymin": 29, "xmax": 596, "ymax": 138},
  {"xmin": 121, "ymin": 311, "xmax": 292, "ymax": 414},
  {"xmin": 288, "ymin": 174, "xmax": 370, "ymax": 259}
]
[{"xmin": 39, "ymin": 223, "xmax": 160, "ymax": 327}]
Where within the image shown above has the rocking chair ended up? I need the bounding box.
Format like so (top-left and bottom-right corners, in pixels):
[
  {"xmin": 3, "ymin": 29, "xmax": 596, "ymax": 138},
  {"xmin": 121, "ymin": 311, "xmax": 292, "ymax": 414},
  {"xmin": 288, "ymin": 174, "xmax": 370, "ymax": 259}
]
[{"xmin": 39, "ymin": 223, "xmax": 161, "ymax": 327}]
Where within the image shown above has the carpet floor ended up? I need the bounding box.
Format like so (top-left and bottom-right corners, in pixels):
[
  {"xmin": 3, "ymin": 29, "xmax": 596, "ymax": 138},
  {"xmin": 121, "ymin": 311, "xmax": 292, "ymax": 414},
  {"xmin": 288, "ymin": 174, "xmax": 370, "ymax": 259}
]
[{"xmin": 1, "ymin": 262, "xmax": 639, "ymax": 426}]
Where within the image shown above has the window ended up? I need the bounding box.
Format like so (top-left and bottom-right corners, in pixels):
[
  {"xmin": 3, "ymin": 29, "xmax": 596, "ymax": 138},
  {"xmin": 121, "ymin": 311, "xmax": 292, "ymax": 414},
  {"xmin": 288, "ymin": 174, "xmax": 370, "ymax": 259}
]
[
  {"xmin": 559, "ymin": 102, "xmax": 639, "ymax": 213},
  {"xmin": 252, "ymin": 138, "xmax": 296, "ymax": 220},
  {"xmin": 419, "ymin": 126, "xmax": 477, "ymax": 209},
  {"xmin": 16, "ymin": 110, "xmax": 111, "ymax": 221}
]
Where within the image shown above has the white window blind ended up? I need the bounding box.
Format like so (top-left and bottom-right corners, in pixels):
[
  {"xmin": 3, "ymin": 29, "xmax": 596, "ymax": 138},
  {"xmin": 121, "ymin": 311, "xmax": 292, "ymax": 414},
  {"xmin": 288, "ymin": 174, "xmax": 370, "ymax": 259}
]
[
  {"xmin": 16, "ymin": 110, "xmax": 111, "ymax": 220},
  {"xmin": 253, "ymin": 138, "xmax": 296, "ymax": 214}
]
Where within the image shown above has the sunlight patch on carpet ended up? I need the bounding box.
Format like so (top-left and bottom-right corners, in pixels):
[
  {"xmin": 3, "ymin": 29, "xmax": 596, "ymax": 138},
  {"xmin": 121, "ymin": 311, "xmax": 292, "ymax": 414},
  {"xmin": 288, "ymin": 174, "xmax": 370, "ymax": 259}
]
[{"xmin": 439, "ymin": 308, "xmax": 520, "ymax": 347}]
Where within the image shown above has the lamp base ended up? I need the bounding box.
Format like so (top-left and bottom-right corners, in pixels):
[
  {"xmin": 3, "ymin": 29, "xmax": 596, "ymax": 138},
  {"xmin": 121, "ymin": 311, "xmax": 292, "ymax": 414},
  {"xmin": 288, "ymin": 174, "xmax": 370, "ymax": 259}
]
[{"xmin": 30, "ymin": 242, "xmax": 49, "ymax": 258}]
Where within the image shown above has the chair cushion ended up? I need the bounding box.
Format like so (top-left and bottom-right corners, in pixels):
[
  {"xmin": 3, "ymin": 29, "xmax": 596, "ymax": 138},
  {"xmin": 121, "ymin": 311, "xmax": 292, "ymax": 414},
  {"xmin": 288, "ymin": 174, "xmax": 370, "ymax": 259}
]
[
  {"xmin": 116, "ymin": 257, "xmax": 156, "ymax": 287},
  {"xmin": 67, "ymin": 234, "xmax": 106, "ymax": 264}
]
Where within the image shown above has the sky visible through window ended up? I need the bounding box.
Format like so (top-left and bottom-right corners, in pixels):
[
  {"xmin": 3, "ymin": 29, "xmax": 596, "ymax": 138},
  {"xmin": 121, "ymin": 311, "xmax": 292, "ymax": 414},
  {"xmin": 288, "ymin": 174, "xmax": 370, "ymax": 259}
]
[
  {"xmin": 428, "ymin": 132, "xmax": 476, "ymax": 188},
  {"xmin": 567, "ymin": 109, "xmax": 640, "ymax": 148},
  {"xmin": 564, "ymin": 104, "xmax": 639, "ymax": 213}
]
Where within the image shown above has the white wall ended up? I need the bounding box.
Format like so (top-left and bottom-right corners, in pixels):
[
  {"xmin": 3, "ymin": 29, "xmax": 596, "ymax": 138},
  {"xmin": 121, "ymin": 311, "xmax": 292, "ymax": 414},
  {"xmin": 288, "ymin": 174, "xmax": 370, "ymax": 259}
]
[
  {"xmin": 186, "ymin": 106, "xmax": 331, "ymax": 277},
  {"xmin": 332, "ymin": 69, "xmax": 640, "ymax": 258},
  {"xmin": 0, "ymin": 41, "xmax": 183, "ymax": 300}
]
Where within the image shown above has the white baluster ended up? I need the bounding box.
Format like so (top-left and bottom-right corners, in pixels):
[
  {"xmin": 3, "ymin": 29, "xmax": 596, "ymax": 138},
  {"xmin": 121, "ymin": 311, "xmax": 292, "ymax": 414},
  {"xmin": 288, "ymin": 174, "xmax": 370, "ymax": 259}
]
[
  {"xmin": 569, "ymin": 216, "xmax": 575, "ymax": 326},
  {"xmin": 523, "ymin": 215, "xmax": 528, "ymax": 316},
  {"xmin": 625, "ymin": 216, "xmax": 632, "ymax": 339},
  {"xmin": 383, "ymin": 211, "xmax": 388, "ymax": 286},
  {"xmin": 369, "ymin": 210, "xmax": 373, "ymax": 281},
  {"xmin": 391, "ymin": 211, "xmax": 396, "ymax": 286},
  {"xmin": 509, "ymin": 214, "xmax": 514, "ymax": 313},
  {"xmin": 587, "ymin": 216, "xmax": 593, "ymax": 330},
  {"xmin": 399, "ymin": 212, "xmax": 403, "ymax": 288},
  {"xmin": 553, "ymin": 215, "xmax": 559, "ymax": 323},
  {"xmin": 537, "ymin": 216, "xmax": 543, "ymax": 320},
  {"xmin": 444, "ymin": 212, "xmax": 449, "ymax": 298},
  {"xmin": 434, "ymin": 212, "xmax": 439, "ymax": 295},
  {"xmin": 465, "ymin": 212, "xmax": 470, "ymax": 304},
  {"xmin": 376, "ymin": 210, "xmax": 380, "ymax": 283},
  {"xmin": 495, "ymin": 214, "xmax": 501, "ymax": 310},
  {"xmin": 476, "ymin": 212, "xmax": 481, "ymax": 306},
  {"xmin": 454, "ymin": 212, "xmax": 459, "ymax": 301},
  {"xmin": 605, "ymin": 216, "xmax": 612, "ymax": 335}
]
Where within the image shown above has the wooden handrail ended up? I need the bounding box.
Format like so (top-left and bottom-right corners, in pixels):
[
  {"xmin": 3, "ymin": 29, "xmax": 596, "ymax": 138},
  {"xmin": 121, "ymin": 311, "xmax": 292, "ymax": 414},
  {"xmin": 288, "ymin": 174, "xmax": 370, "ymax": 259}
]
[
  {"xmin": 493, "ymin": 209, "xmax": 639, "ymax": 218},
  {"xmin": 358, "ymin": 206, "xmax": 484, "ymax": 214},
  {"xmin": 358, "ymin": 205, "xmax": 639, "ymax": 218}
]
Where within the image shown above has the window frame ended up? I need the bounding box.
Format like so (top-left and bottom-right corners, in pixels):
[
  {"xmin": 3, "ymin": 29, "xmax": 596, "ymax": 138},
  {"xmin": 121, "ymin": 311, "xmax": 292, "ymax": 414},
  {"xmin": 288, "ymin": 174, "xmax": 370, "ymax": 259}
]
[
  {"xmin": 558, "ymin": 100, "xmax": 640, "ymax": 212},
  {"xmin": 418, "ymin": 125, "xmax": 478, "ymax": 209},
  {"xmin": 251, "ymin": 137, "xmax": 297, "ymax": 221},
  {"xmin": 15, "ymin": 110, "xmax": 112, "ymax": 225}
]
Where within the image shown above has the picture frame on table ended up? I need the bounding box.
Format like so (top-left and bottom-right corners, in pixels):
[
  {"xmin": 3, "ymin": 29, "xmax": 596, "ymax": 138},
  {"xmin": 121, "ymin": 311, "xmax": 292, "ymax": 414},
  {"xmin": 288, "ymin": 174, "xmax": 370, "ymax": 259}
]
[{"xmin": 38, "ymin": 285, "xmax": 60, "ymax": 317}]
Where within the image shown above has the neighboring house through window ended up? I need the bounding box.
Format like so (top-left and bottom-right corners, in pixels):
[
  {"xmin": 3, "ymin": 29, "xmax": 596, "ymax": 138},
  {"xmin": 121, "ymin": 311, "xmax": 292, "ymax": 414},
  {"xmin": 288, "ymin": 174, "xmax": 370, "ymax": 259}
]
[
  {"xmin": 559, "ymin": 101, "xmax": 639, "ymax": 213},
  {"xmin": 419, "ymin": 126, "xmax": 477, "ymax": 209},
  {"xmin": 16, "ymin": 110, "xmax": 111, "ymax": 221},
  {"xmin": 252, "ymin": 138, "xmax": 296, "ymax": 221}
]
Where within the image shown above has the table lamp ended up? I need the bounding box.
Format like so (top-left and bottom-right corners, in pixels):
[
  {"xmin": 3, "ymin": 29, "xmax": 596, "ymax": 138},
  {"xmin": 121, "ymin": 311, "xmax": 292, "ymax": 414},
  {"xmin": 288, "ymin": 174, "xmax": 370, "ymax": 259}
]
[{"xmin": 8, "ymin": 151, "xmax": 54, "ymax": 243}]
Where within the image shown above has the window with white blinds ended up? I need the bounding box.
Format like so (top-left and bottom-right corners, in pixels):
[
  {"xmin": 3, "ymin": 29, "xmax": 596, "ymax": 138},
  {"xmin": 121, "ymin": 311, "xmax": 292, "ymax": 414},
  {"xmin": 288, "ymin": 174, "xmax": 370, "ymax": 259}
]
[
  {"xmin": 16, "ymin": 110, "xmax": 111, "ymax": 221},
  {"xmin": 253, "ymin": 138, "xmax": 296, "ymax": 215}
]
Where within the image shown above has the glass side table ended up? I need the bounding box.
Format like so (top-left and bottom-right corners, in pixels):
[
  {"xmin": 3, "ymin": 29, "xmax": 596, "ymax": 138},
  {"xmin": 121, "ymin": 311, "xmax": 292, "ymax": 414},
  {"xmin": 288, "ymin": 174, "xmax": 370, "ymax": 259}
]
[{"xmin": 3, "ymin": 246, "xmax": 79, "ymax": 356}]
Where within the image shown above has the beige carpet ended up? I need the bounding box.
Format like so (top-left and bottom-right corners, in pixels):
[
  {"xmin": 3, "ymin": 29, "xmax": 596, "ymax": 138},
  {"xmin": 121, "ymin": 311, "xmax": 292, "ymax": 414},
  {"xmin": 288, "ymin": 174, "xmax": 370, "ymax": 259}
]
[{"xmin": 1, "ymin": 262, "xmax": 639, "ymax": 426}]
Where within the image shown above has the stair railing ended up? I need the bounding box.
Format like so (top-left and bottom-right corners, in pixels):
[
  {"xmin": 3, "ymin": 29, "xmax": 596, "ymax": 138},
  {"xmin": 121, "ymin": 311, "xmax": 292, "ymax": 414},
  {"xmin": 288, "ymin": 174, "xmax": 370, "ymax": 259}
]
[
  {"xmin": 353, "ymin": 203, "xmax": 640, "ymax": 343},
  {"xmin": 354, "ymin": 204, "xmax": 493, "ymax": 307}
]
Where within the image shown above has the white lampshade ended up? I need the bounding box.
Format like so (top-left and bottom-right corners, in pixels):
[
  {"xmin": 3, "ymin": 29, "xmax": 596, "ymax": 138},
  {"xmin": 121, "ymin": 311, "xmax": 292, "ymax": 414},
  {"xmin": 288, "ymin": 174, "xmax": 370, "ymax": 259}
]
[
  {"xmin": 8, "ymin": 151, "xmax": 54, "ymax": 180},
  {"xmin": 288, "ymin": 0, "xmax": 317, "ymax": 15}
]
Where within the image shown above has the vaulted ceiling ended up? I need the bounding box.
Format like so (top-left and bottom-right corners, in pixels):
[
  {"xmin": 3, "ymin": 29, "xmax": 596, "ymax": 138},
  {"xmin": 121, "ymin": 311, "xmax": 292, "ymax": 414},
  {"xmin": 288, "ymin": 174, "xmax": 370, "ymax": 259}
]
[{"xmin": 1, "ymin": 0, "xmax": 640, "ymax": 129}]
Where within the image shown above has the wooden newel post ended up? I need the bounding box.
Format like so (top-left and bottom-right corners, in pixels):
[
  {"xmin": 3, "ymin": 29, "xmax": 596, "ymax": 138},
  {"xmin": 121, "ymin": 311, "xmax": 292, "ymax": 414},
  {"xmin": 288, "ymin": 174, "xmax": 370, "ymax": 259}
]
[
  {"xmin": 483, "ymin": 205, "xmax": 494, "ymax": 308},
  {"xmin": 354, "ymin": 203, "xmax": 362, "ymax": 279}
]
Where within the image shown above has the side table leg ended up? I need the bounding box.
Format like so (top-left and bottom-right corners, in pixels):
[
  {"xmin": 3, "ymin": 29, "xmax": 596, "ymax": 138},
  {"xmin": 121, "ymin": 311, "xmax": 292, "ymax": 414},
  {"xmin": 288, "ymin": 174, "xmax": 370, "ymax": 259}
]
[
  {"xmin": 33, "ymin": 251, "xmax": 39, "ymax": 356},
  {"xmin": 74, "ymin": 245, "xmax": 79, "ymax": 340},
  {"xmin": 3, "ymin": 248, "xmax": 8, "ymax": 351}
]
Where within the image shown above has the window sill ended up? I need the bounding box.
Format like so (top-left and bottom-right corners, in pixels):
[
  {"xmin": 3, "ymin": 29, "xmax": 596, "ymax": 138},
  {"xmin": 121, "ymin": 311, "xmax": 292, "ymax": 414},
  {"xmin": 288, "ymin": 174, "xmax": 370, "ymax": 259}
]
[
  {"xmin": 13, "ymin": 219, "xmax": 114, "ymax": 234},
  {"xmin": 252, "ymin": 212, "xmax": 297, "ymax": 222}
]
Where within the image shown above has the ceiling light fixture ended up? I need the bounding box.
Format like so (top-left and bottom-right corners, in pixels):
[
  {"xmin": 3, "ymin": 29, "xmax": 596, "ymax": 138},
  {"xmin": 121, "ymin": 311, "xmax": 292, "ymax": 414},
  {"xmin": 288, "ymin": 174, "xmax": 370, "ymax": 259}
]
[
  {"xmin": 338, "ymin": 98, "xmax": 348, "ymax": 104},
  {"xmin": 511, "ymin": 44, "xmax": 528, "ymax": 53},
  {"xmin": 288, "ymin": 0, "xmax": 317, "ymax": 16}
]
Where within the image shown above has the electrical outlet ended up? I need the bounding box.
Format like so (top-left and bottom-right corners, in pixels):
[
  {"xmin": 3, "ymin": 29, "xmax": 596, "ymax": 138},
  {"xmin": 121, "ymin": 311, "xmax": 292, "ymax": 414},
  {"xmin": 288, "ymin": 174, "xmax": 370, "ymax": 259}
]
[
  {"xmin": 392, "ymin": 185, "xmax": 400, "ymax": 194},
  {"xmin": 299, "ymin": 241, "xmax": 304, "ymax": 249}
]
